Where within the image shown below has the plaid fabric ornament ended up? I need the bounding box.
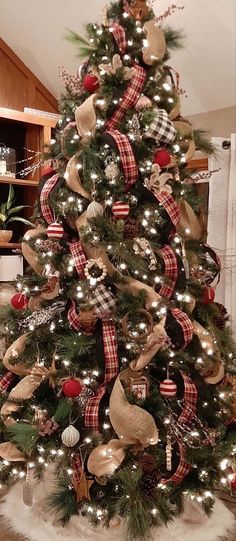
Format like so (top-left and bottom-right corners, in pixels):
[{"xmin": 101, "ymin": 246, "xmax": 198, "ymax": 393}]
[
  {"xmin": 145, "ymin": 108, "xmax": 177, "ymax": 144},
  {"xmin": 110, "ymin": 23, "xmax": 127, "ymax": 55},
  {"xmin": 106, "ymin": 64, "xmax": 146, "ymax": 130},
  {"xmin": 159, "ymin": 245, "xmax": 178, "ymax": 298},
  {"xmin": 85, "ymin": 320, "xmax": 119, "ymax": 431},
  {"xmin": 89, "ymin": 284, "xmax": 116, "ymax": 319},
  {"xmin": 0, "ymin": 371, "xmax": 14, "ymax": 393},
  {"xmin": 69, "ymin": 240, "xmax": 87, "ymax": 278},
  {"xmin": 39, "ymin": 174, "xmax": 59, "ymax": 224},
  {"xmin": 106, "ymin": 129, "xmax": 138, "ymax": 190}
]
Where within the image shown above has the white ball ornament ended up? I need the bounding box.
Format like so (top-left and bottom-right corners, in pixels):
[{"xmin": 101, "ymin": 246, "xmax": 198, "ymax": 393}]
[
  {"xmin": 86, "ymin": 201, "xmax": 104, "ymax": 219},
  {"xmin": 61, "ymin": 425, "xmax": 80, "ymax": 447}
]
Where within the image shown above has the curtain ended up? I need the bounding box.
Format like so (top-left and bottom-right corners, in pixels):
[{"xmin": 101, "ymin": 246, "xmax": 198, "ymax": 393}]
[{"xmin": 208, "ymin": 135, "xmax": 236, "ymax": 337}]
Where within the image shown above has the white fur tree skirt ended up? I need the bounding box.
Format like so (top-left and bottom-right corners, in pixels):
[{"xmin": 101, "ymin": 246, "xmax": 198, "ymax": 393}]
[{"xmin": 0, "ymin": 477, "xmax": 235, "ymax": 541}]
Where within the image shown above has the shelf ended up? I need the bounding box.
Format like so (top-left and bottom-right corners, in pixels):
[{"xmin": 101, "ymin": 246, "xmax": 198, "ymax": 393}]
[
  {"xmin": 0, "ymin": 107, "xmax": 57, "ymax": 128},
  {"xmin": 0, "ymin": 242, "xmax": 21, "ymax": 249},
  {"xmin": 0, "ymin": 176, "xmax": 38, "ymax": 186},
  {"xmin": 187, "ymin": 158, "xmax": 208, "ymax": 171}
]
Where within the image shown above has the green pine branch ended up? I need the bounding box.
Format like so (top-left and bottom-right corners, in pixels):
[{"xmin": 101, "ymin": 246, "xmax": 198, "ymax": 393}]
[
  {"xmin": 163, "ymin": 27, "xmax": 185, "ymax": 50},
  {"xmin": 65, "ymin": 29, "xmax": 95, "ymax": 58},
  {"xmin": 47, "ymin": 475, "xmax": 78, "ymax": 524},
  {"xmin": 8, "ymin": 422, "xmax": 39, "ymax": 454},
  {"xmin": 193, "ymin": 130, "xmax": 216, "ymax": 155}
]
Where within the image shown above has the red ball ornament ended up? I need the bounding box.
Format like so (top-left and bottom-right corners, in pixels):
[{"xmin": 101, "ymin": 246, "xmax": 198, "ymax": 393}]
[
  {"xmin": 153, "ymin": 149, "xmax": 171, "ymax": 168},
  {"xmin": 202, "ymin": 286, "xmax": 215, "ymax": 304},
  {"xmin": 47, "ymin": 222, "xmax": 64, "ymax": 239},
  {"xmin": 83, "ymin": 74, "xmax": 100, "ymax": 93},
  {"xmin": 62, "ymin": 378, "xmax": 83, "ymax": 398},
  {"xmin": 160, "ymin": 379, "xmax": 177, "ymax": 398},
  {"xmin": 112, "ymin": 201, "xmax": 130, "ymax": 219},
  {"xmin": 11, "ymin": 292, "xmax": 28, "ymax": 310}
]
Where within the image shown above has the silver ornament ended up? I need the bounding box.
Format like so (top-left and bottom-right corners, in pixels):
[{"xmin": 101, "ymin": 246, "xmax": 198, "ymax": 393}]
[
  {"xmin": 61, "ymin": 425, "xmax": 80, "ymax": 447},
  {"xmin": 86, "ymin": 201, "xmax": 104, "ymax": 219},
  {"xmin": 105, "ymin": 162, "xmax": 119, "ymax": 181}
]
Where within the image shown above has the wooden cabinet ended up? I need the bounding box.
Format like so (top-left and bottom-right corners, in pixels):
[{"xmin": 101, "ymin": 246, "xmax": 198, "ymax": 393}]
[
  {"xmin": 0, "ymin": 37, "xmax": 58, "ymax": 245},
  {"xmin": 0, "ymin": 107, "xmax": 57, "ymax": 243}
]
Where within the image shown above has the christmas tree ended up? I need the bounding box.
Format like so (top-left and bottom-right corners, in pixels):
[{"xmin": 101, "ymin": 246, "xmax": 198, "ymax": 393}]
[{"xmin": 0, "ymin": 1, "xmax": 236, "ymax": 539}]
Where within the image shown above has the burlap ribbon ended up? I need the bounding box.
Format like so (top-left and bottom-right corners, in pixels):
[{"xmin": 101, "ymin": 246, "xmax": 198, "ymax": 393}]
[
  {"xmin": 178, "ymin": 200, "xmax": 202, "ymax": 240},
  {"xmin": 65, "ymin": 156, "xmax": 92, "ymax": 199},
  {"xmin": 87, "ymin": 369, "xmax": 159, "ymax": 477},
  {"xmin": 110, "ymin": 370, "xmax": 159, "ymax": 447},
  {"xmin": 173, "ymin": 120, "xmax": 196, "ymax": 163},
  {"xmin": 193, "ymin": 320, "xmax": 224, "ymax": 383},
  {"xmin": 142, "ymin": 20, "xmax": 166, "ymax": 65},
  {"xmin": 0, "ymin": 362, "xmax": 57, "ymax": 461},
  {"xmin": 75, "ymin": 94, "xmax": 97, "ymax": 138},
  {"xmin": 129, "ymin": 319, "xmax": 167, "ymax": 371},
  {"xmin": 3, "ymin": 334, "xmax": 31, "ymax": 376}
]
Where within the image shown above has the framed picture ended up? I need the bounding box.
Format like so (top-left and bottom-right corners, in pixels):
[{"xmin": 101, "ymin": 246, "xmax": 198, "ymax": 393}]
[{"xmin": 130, "ymin": 376, "xmax": 149, "ymax": 400}]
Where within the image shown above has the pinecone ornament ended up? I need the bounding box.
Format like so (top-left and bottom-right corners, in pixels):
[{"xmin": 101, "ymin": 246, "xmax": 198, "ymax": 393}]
[
  {"xmin": 213, "ymin": 302, "xmax": 228, "ymax": 330},
  {"xmin": 141, "ymin": 469, "xmax": 160, "ymax": 497},
  {"xmin": 139, "ymin": 453, "xmax": 156, "ymax": 473},
  {"xmin": 123, "ymin": 218, "xmax": 141, "ymax": 239}
]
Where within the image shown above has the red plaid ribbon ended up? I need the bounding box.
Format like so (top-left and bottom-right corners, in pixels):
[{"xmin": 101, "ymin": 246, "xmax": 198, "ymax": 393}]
[
  {"xmin": 155, "ymin": 191, "xmax": 180, "ymax": 233},
  {"xmin": 171, "ymin": 308, "xmax": 193, "ymax": 350},
  {"xmin": 69, "ymin": 240, "xmax": 87, "ymax": 278},
  {"xmin": 0, "ymin": 371, "xmax": 14, "ymax": 393},
  {"xmin": 68, "ymin": 240, "xmax": 119, "ymax": 432},
  {"xmin": 85, "ymin": 320, "xmax": 119, "ymax": 431},
  {"xmin": 161, "ymin": 442, "xmax": 191, "ymax": 485},
  {"xmin": 106, "ymin": 129, "xmax": 138, "ymax": 190},
  {"xmin": 106, "ymin": 64, "xmax": 146, "ymax": 130},
  {"xmin": 178, "ymin": 372, "xmax": 198, "ymax": 425},
  {"xmin": 68, "ymin": 301, "xmax": 81, "ymax": 331},
  {"xmin": 40, "ymin": 173, "xmax": 59, "ymax": 224},
  {"xmin": 203, "ymin": 243, "xmax": 221, "ymax": 285},
  {"xmin": 110, "ymin": 23, "xmax": 127, "ymax": 55},
  {"xmin": 159, "ymin": 245, "xmax": 178, "ymax": 299}
]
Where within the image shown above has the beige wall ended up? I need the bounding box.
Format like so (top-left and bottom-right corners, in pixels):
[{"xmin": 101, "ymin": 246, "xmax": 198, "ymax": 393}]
[{"xmin": 188, "ymin": 106, "xmax": 236, "ymax": 138}]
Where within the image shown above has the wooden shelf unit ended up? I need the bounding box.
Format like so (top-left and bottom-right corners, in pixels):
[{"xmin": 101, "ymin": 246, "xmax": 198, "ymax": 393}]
[
  {"xmin": 0, "ymin": 107, "xmax": 57, "ymax": 244},
  {"xmin": 0, "ymin": 176, "xmax": 38, "ymax": 186},
  {"xmin": 0, "ymin": 242, "xmax": 21, "ymax": 249}
]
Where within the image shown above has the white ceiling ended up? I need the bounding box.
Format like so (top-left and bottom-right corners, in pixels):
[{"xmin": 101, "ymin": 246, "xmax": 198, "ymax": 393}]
[{"xmin": 0, "ymin": 0, "xmax": 235, "ymax": 116}]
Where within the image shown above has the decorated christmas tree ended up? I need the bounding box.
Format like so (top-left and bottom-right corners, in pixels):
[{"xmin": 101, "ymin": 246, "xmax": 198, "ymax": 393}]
[{"xmin": 0, "ymin": 1, "xmax": 236, "ymax": 540}]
